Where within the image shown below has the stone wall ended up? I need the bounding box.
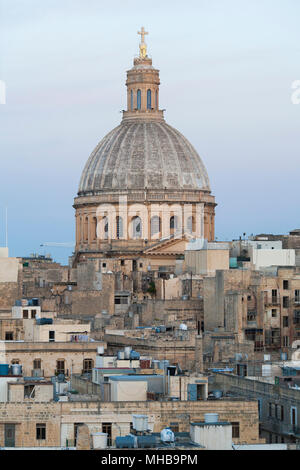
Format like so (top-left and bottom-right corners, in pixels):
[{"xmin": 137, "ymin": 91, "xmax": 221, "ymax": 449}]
[{"xmin": 0, "ymin": 398, "xmax": 261, "ymax": 447}]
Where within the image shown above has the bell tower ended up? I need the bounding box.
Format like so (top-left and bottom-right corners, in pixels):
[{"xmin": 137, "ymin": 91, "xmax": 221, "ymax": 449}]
[{"xmin": 122, "ymin": 27, "xmax": 164, "ymax": 122}]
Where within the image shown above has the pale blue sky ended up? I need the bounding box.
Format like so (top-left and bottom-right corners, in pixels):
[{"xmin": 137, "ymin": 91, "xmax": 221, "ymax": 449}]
[{"xmin": 0, "ymin": 0, "xmax": 299, "ymax": 264}]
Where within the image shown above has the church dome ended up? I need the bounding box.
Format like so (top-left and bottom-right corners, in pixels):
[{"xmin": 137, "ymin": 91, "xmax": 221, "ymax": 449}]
[{"xmin": 78, "ymin": 120, "xmax": 211, "ymax": 195}]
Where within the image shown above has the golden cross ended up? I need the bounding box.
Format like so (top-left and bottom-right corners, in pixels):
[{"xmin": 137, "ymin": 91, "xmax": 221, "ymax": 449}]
[{"xmin": 137, "ymin": 26, "xmax": 148, "ymax": 44}]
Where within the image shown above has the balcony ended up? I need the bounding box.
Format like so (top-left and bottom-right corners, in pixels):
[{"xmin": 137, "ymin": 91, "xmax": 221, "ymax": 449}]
[
  {"xmin": 31, "ymin": 369, "xmax": 44, "ymax": 377},
  {"xmin": 55, "ymin": 369, "xmax": 69, "ymax": 377},
  {"xmin": 265, "ymin": 297, "xmax": 280, "ymax": 306},
  {"xmin": 289, "ymin": 426, "xmax": 300, "ymax": 437}
]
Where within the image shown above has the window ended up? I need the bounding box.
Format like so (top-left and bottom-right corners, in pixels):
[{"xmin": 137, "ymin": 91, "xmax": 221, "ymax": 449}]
[
  {"xmin": 147, "ymin": 89, "xmax": 151, "ymax": 109},
  {"xmin": 272, "ymin": 289, "xmax": 278, "ymax": 303},
  {"xmin": 102, "ymin": 423, "xmax": 112, "ymax": 447},
  {"xmin": 102, "ymin": 263, "xmax": 106, "ymax": 268},
  {"xmin": 272, "ymin": 309, "xmax": 277, "ymax": 318},
  {"xmin": 74, "ymin": 423, "xmax": 84, "ymax": 446},
  {"xmin": 231, "ymin": 422, "xmax": 240, "ymax": 438},
  {"xmin": 247, "ymin": 296, "xmax": 251, "ymax": 301},
  {"xmin": 283, "ymin": 296, "xmax": 289, "ymax": 308},
  {"xmin": 121, "ymin": 260, "xmax": 125, "ymax": 266},
  {"xmin": 150, "ymin": 216, "xmax": 161, "ymax": 238},
  {"xmin": 104, "ymin": 217, "xmax": 109, "ymax": 239},
  {"xmin": 24, "ymin": 384, "xmax": 35, "ymax": 399},
  {"xmin": 83, "ymin": 359, "xmax": 93, "ymax": 374},
  {"xmin": 36, "ymin": 423, "xmax": 46, "ymax": 440},
  {"xmin": 49, "ymin": 331, "xmax": 55, "ymax": 342},
  {"xmin": 291, "ymin": 407, "xmax": 297, "ymax": 426},
  {"xmin": 139, "ymin": 263, "xmax": 143, "ymax": 268},
  {"xmin": 31, "ymin": 310, "xmax": 36, "ymax": 319},
  {"xmin": 187, "ymin": 216, "xmax": 194, "ymax": 234},
  {"xmin": 132, "ymin": 216, "xmax": 142, "ymax": 239},
  {"xmin": 130, "ymin": 90, "xmax": 133, "ymax": 110},
  {"xmin": 295, "ymin": 290, "xmax": 300, "ymax": 303},
  {"xmin": 283, "ymin": 316, "xmax": 289, "ymax": 327},
  {"xmin": 115, "ymin": 296, "xmax": 128, "ymax": 305},
  {"xmin": 283, "ymin": 280, "xmax": 289, "ymax": 290},
  {"xmin": 283, "ymin": 336, "xmax": 289, "ymax": 347},
  {"xmin": 268, "ymin": 402, "xmax": 272, "ymax": 417},
  {"xmin": 11, "ymin": 359, "xmax": 19, "ymax": 365},
  {"xmin": 5, "ymin": 332, "xmax": 13, "ymax": 341},
  {"xmin": 155, "ymin": 90, "xmax": 158, "ymax": 109},
  {"xmin": 116, "ymin": 216, "xmax": 123, "ymax": 238},
  {"xmin": 137, "ymin": 89, "xmax": 141, "ymax": 110},
  {"xmin": 56, "ymin": 360, "xmax": 65, "ymax": 375},
  {"xmin": 23, "ymin": 310, "xmax": 28, "ymax": 319},
  {"xmin": 281, "ymin": 405, "xmax": 284, "ymax": 422},
  {"xmin": 33, "ymin": 359, "xmax": 41, "ymax": 370}
]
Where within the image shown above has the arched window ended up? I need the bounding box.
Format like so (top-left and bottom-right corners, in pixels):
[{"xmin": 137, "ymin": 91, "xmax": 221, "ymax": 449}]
[
  {"xmin": 147, "ymin": 89, "xmax": 152, "ymax": 109},
  {"xmin": 132, "ymin": 216, "xmax": 142, "ymax": 239},
  {"xmin": 84, "ymin": 217, "xmax": 88, "ymax": 241},
  {"xmin": 91, "ymin": 217, "xmax": 97, "ymax": 241},
  {"xmin": 116, "ymin": 216, "xmax": 123, "ymax": 238},
  {"xmin": 170, "ymin": 216, "xmax": 178, "ymax": 230},
  {"xmin": 137, "ymin": 89, "xmax": 141, "ymax": 110},
  {"xmin": 155, "ymin": 90, "xmax": 158, "ymax": 109},
  {"xmin": 104, "ymin": 216, "xmax": 109, "ymax": 240},
  {"xmin": 151, "ymin": 216, "xmax": 161, "ymax": 238},
  {"xmin": 187, "ymin": 216, "xmax": 195, "ymax": 234},
  {"xmin": 130, "ymin": 90, "xmax": 133, "ymax": 110}
]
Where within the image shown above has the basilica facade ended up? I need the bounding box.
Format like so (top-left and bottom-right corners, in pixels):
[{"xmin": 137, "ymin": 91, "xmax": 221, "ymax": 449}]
[{"xmin": 73, "ymin": 29, "xmax": 216, "ymax": 268}]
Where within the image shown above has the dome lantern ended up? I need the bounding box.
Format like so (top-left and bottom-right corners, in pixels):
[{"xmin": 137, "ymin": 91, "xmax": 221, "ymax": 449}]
[{"xmin": 123, "ymin": 27, "xmax": 164, "ymax": 122}]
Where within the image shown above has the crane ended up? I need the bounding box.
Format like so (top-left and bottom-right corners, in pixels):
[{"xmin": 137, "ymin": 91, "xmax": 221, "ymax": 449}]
[{"xmin": 40, "ymin": 242, "xmax": 75, "ymax": 248}]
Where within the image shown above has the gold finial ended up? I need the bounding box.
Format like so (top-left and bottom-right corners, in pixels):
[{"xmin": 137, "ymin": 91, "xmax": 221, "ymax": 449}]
[{"xmin": 137, "ymin": 26, "xmax": 148, "ymax": 59}]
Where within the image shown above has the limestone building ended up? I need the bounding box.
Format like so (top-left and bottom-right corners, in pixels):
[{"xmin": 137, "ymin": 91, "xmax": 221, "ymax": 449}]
[{"xmin": 74, "ymin": 29, "xmax": 216, "ymax": 267}]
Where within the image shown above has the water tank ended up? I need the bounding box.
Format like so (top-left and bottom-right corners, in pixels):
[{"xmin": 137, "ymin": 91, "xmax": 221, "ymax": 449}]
[
  {"xmin": 160, "ymin": 428, "xmax": 175, "ymax": 443},
  {"xmin": 159, "ymin": 325, "xmax": 166, "ymax": 333},
  {"xmin": 124, "ymin": 347, "xmax": 132, "ymax": 359},
  {"xmin": 130, "ymin": 350, "xmax": 140, "ymax": 360},
  {"xmin": 264, "ymin": 354, "xmax": 271, "ymax": 362},
  {"xmin": 152, "ymin": 360, "xmax": 160, "ymax": 369},
  {"xmin": 92, "ymin": 432, "xmax": 108, "ymax": 449},
  {"xmin": 117, "ymin": 351, "xmax": 125, "ymax": 360},
  {"xmin": 281, "ymin": 352, "xmax": 287, "ymax": 360},
  {"xmin": 204, "ymin": 413, "xmax": 219, "ymax": 424},
  {"xmin": 0, "ymin": 364, "xmax": 9, "ymax": 376},
  {"xmin": 97, "ymin": 346, "xmax": 104, "ymax": 355},
  {"xmin": 212, "ymin": 390, "xmax": 222, "ymax": 399},
  {"xmin": 179, "ymin": 323, "xmax": 188, "ymax": 331},
  {"xmin": 137, "ymin": 435, "xmax": 157, "ymax": 449},
  {"xmin": 132, "ymin": 415, "xmax": 148, "ymax": 432},
  {"xmin": 116, "ymin": 435, "xmax": 135, "ymax": 449},
  {"xmin": 11, "ymin": 364, "xmax": 22, "ymax": 376}
]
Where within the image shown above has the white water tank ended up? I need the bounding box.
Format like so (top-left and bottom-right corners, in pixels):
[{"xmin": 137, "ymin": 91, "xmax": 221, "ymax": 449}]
[
  {"xmin": 204, "ymin": 413, "xmax": 219, "ymax": 424},
  {"xmin": 124, "ymin": 347, "xmax": 132, "ymax": 359},
  {"xmin": 132, "ymin": 415, "xmax": 148, "ymax": 432},
  {"xmin": 160, "ymin": 428, "xmax": 175, "ymax": 443},
  {"xmin": 11, "ymin": 364, "xmax": 22, "ymax": 375},
  {"xmin": 97, "ymin": 346, "xmax": 104, "ymax": 355},
  {"xmin": 92, "ymin": 432, "xmax": 108, "ymax": 449},
  {"xmin": 179, "ymin": 323, "xmax": 188, "ymax": 331}
]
